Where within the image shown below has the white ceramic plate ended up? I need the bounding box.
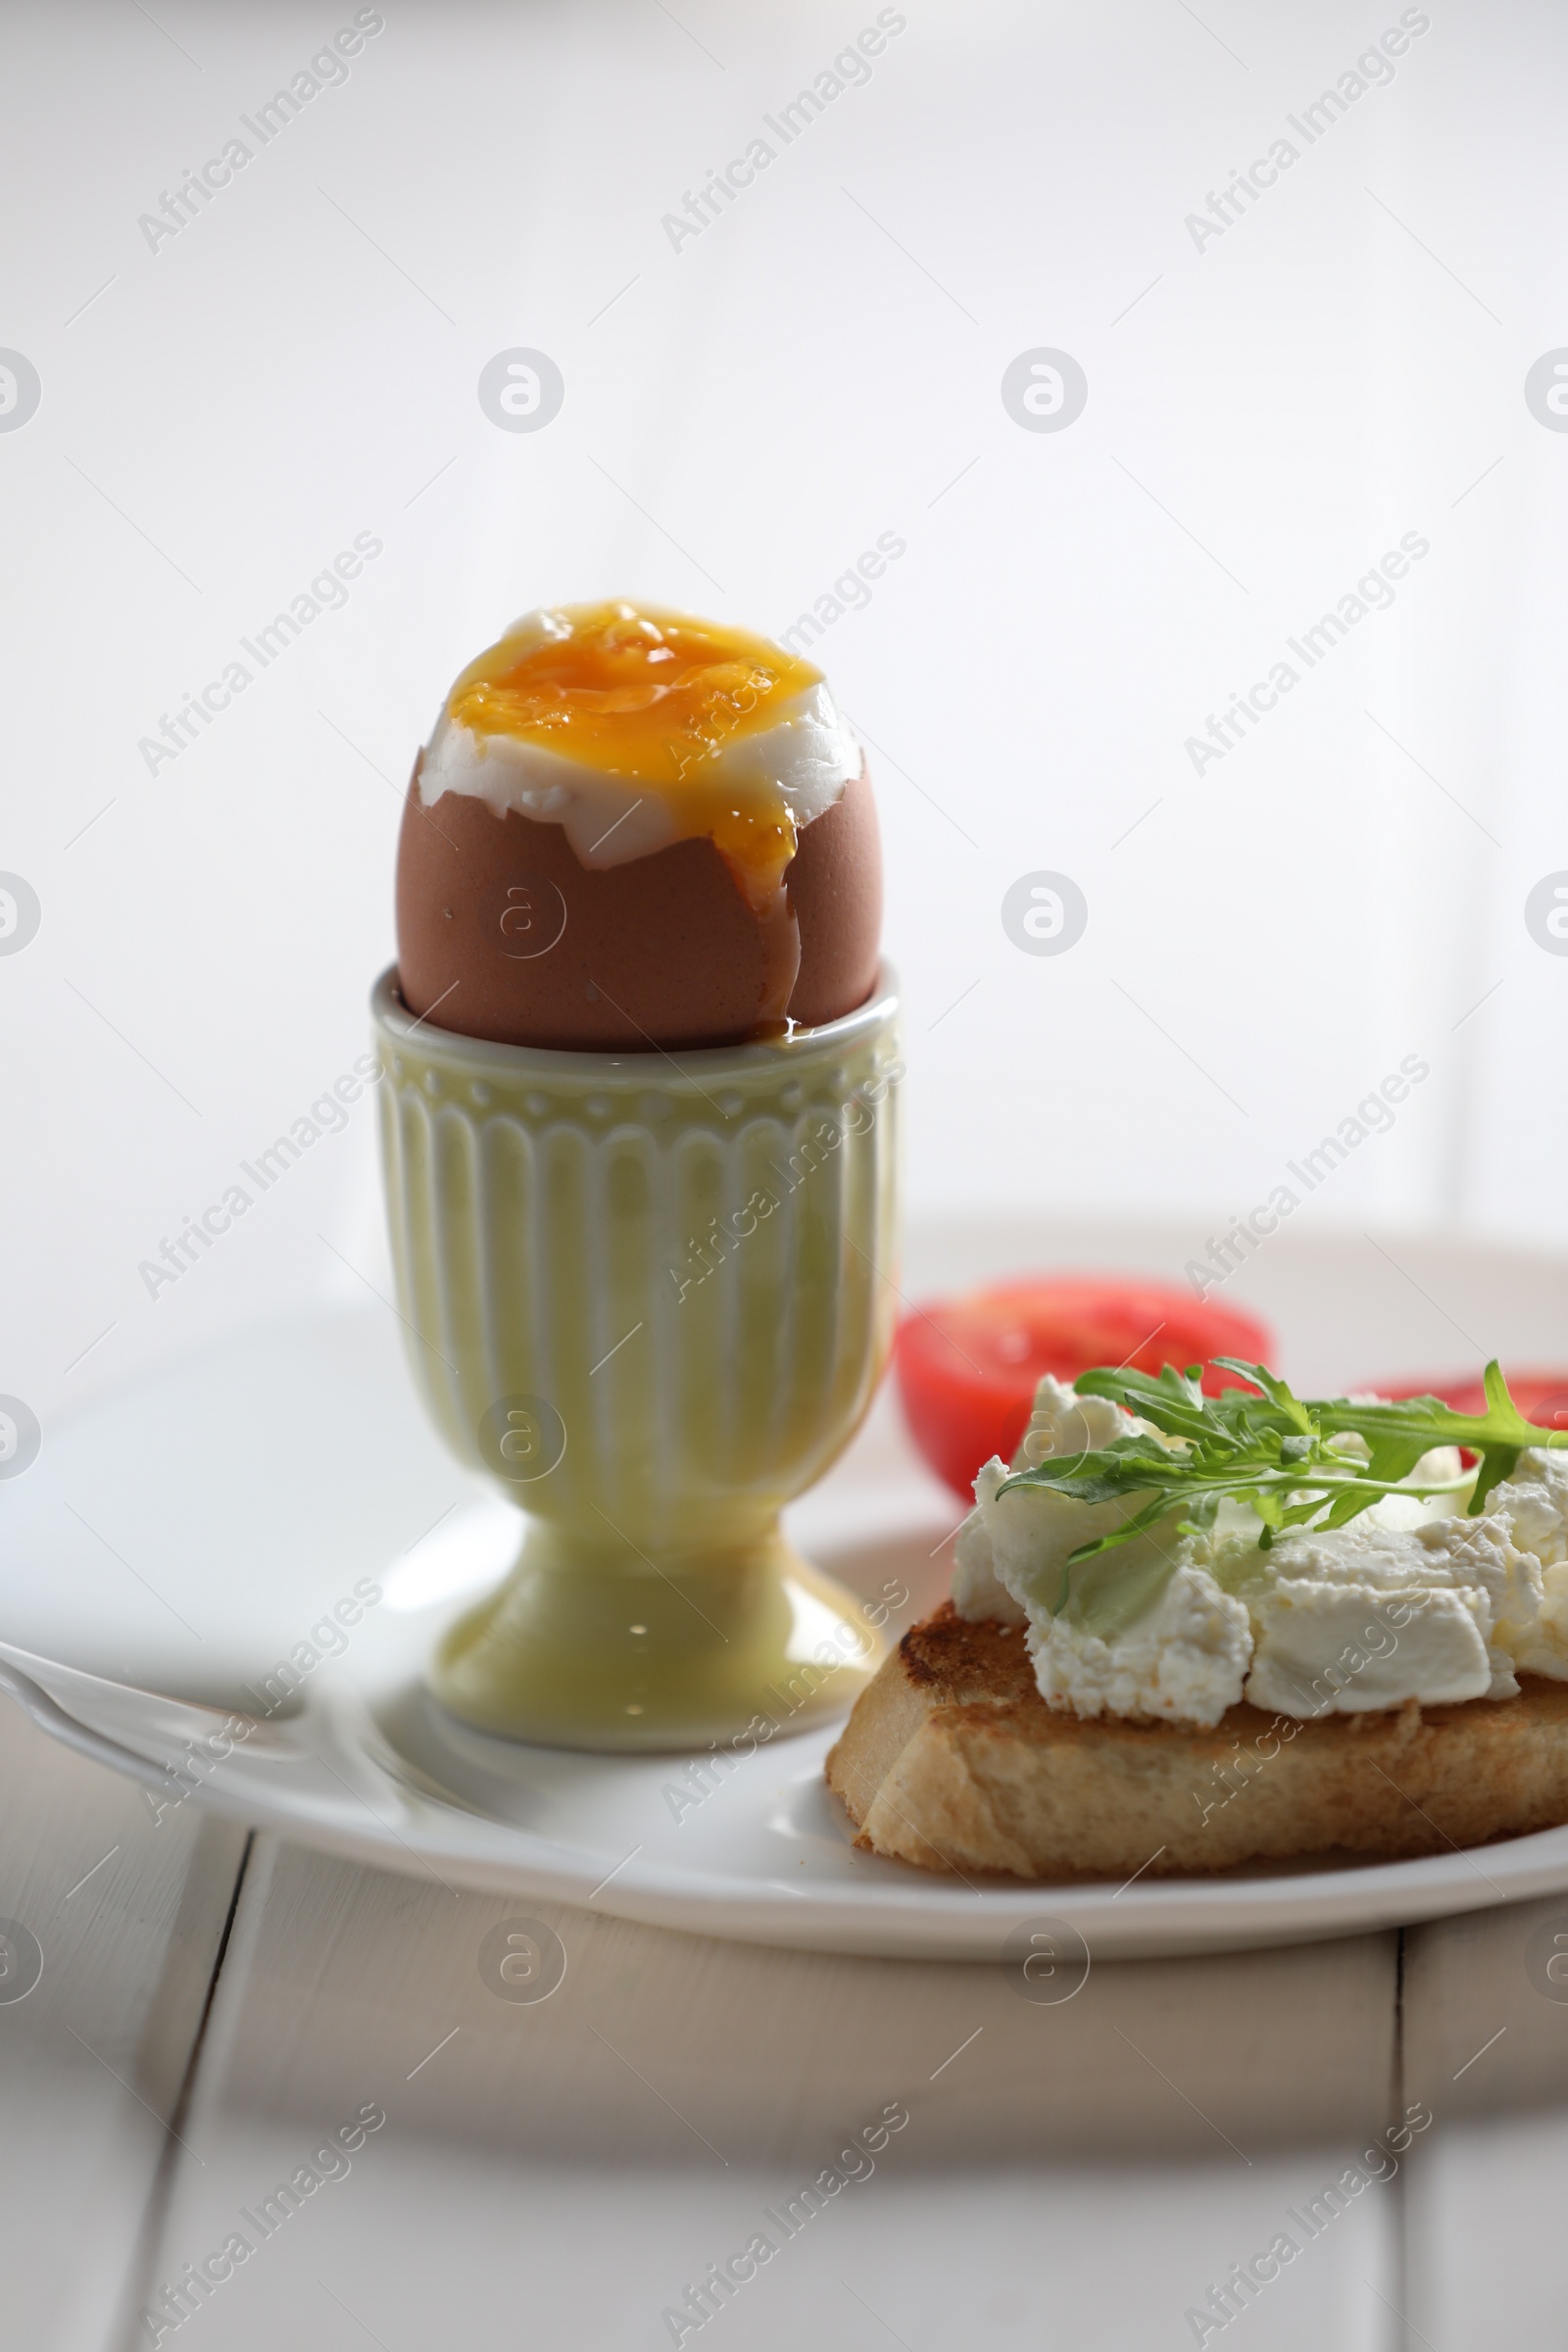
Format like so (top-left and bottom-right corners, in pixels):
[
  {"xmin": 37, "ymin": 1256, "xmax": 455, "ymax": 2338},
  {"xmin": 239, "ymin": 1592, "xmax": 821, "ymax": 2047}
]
[{"xmin": 8, "ymin": 1265, "xmax": 1568, "ymax": 1963}]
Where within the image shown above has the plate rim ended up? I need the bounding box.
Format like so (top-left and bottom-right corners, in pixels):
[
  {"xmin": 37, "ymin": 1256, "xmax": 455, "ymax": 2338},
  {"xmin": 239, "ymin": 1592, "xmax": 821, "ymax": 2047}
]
[{"xmin": 10, "ymin": 1645, "xmax": 1568, "ymax": 1962}]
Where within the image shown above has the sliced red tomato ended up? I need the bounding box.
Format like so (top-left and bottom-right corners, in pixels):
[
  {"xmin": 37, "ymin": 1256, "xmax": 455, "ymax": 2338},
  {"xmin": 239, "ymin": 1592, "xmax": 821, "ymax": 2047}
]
[
  {"xmin": 894, "ymin": 1275, "xmax": 1276, "ymax": 1502},
  {"xmin": 1370, "ymin": 1369, "xmax": 1568, "ymax": 1460}
]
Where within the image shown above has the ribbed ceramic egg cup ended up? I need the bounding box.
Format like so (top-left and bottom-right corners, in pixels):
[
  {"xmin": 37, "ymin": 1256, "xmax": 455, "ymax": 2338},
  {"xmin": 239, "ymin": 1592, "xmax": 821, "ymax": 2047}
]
[{"xmin": 370, "ymin": 965, "xmax": 902, "ymax": 1751}]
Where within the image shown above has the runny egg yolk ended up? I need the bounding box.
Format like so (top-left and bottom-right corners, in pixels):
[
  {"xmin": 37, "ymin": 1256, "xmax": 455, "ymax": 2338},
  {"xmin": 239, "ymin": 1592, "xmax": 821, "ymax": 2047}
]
[{"xmin": 447, "ymin": 600, "xmax": 824, "ymax": 912}]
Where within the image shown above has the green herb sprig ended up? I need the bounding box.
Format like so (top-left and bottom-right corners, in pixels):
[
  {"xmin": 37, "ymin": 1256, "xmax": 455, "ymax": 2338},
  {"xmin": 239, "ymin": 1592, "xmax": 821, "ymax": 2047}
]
[{"xmin": 997, "ymin": 1359, "xmax": 1568, "ymax": 1614}]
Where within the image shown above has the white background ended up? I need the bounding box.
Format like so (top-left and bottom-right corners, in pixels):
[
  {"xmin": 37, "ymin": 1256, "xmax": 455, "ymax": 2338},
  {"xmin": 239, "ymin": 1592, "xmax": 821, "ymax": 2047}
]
[{"xmin": 4, "ymin": 0, "xmax": 1567, "ymax": 1425}]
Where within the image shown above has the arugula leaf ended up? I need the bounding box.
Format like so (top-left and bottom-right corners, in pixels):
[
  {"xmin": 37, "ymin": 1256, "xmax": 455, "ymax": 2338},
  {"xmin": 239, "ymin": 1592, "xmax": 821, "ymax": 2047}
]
[{"xmin": 995, "ymin": 1358, "xmax": 1568, "ymax": 1619}]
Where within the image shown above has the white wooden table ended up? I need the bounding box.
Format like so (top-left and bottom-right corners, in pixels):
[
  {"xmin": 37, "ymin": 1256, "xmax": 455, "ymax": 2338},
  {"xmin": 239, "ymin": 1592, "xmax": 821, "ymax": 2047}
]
[
  {"xmin": 5, "ymin": 1681, "xmax": 1561, "ymax": 2352},
  {"xmin": 8, "ymin": 1219, "xmax": 1568, "ymax": 2350}
]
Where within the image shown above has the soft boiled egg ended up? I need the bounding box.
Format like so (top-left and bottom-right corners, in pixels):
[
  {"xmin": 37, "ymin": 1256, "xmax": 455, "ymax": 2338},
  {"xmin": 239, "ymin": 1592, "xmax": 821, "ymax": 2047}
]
[{"xmin": 395, "ymin": 600, "xmax": 882, "ymax": 1049}]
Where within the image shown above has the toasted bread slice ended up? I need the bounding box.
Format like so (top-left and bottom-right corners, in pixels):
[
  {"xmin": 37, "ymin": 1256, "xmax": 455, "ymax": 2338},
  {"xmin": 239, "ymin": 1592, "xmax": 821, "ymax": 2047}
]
[{"xmin": 825, "ymin": 1603, "xmax": 1568, "ymax": 1880}]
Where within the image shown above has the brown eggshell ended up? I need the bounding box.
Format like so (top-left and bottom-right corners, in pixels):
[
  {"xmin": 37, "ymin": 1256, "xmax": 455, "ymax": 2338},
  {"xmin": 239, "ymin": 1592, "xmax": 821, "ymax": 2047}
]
[{"xmin": 395, "ymin": 760, "xmax": 882, "ymax": 1051}]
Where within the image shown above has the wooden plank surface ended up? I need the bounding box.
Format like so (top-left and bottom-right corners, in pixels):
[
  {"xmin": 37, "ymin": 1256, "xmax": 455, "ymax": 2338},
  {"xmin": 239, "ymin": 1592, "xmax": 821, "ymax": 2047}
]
[
  {"xmin": 1400, "ymin": 1890, "xmax": 1568, "ymax": 2349},
  {"xmin": 0, "ymin": 1697, "xmax": 248, "ymax": 2351},
  {"xmin": 132, "ymin": 1836, "xmax": 1404, "ymax": 2350},
  {"xmin": 26, "ymin": 1698, "xmax": 1568, "ymax": 2352}
]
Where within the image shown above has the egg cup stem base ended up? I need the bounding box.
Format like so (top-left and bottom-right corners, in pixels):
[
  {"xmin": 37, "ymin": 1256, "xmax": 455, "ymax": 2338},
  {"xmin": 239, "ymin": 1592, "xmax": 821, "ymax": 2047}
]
[{"xmin": 429, "ymin": 1519, "xmax": 886, "ymax": 1751}]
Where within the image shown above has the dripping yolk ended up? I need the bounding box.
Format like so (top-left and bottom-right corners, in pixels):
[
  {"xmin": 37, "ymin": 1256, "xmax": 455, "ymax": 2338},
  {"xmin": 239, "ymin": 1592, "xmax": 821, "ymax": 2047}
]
[{"xmin": 447, "ymin": 601, "xmax": 824, "ymax": 907}]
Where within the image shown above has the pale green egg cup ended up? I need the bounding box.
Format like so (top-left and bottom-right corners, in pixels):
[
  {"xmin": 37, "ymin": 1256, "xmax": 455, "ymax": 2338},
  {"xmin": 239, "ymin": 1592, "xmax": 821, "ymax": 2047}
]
[{"xmin": 370, "ymin": 965, "xmax": 902, "ymax": 1751}]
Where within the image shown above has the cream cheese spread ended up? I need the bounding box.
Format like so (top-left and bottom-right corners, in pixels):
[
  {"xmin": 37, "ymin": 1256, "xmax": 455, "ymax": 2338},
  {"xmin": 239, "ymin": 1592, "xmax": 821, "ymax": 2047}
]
[{"xmin": 953, "ymin": 1373, "xmax": 1568, "ymax": 1726}]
